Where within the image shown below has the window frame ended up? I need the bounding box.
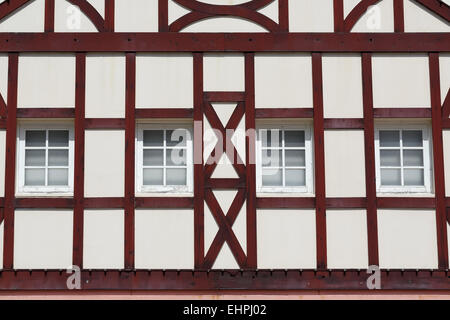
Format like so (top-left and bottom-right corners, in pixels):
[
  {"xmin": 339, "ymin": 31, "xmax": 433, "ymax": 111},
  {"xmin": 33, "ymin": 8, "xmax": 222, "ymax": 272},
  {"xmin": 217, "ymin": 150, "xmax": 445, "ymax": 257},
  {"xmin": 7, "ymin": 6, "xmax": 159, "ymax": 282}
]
[
  {"xmin": 256, "ymin": 123, "xmax": 314, "ymax": 194},
  {"xmin": 374, "ymin": 123, "xmax": 433, "ymax": 194},
  {"xmin": 135, "ymin": 123, "xmax": 194, "ymax": 194},
  {"xmin": 16, "ymin": 122, "xmax": 75, "ymax": 195}
]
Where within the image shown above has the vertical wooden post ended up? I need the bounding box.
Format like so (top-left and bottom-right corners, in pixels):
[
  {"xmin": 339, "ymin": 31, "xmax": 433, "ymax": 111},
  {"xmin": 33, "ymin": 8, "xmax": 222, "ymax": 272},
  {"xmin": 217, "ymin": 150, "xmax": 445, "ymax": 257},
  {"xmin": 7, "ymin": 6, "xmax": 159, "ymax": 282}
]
[
  {"xmin": 44, "ymin": 0, "xmax": 55, "ymax": 33},
  {"xmin": 393, "ymin": 0, "xmax": 405, "ymax": 33},
  {"xmin": 158, "ymin": 0, "xmax": 169, "ymax": 32},
  {"xmin": 105, "ymin": 0, "xmax": 115, "ymax": 32},
  {"xmin": 333, "ymin": 0, "xmax": 344, "ymax": 32}
]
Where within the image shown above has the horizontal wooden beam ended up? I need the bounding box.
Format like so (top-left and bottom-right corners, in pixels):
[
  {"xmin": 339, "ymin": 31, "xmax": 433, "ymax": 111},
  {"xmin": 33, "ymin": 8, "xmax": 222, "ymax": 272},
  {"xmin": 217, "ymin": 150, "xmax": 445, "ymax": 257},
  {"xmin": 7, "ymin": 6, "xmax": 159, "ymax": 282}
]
[
  {"xmin": 0, "ymin": 270, "xmax": 447, "ymax": 290},
  {"xmin": 256, "ymin": 108, "xmax": 314, "ymax": 119},
  {"xmin": 85, "ymin": 118, "xmax": 126, "ymax": 129},
  {"xmin": 17, "ymin": 108, "xmax": 75, "ymax": 118},
  {"xmin": 0, "ymin": 33, "xmax": 449, "ymax": 52},
  {"xmin": 204, "ymin": 92, "xmax": 246, "ymax": 102},
  {"xmin": 135, "ymin": 197, "xmax": 194, "ymax": 209},
  {"xmin": 374, "ymin": 108, "xmax": 432, "ymax": 118},
  {"xmin": 135, "ymin": 108, "xmax": 193, "ymax": 119},
  {"xmin": 324, "ymin": 119, "xmax": 364, "ymax": 129}
]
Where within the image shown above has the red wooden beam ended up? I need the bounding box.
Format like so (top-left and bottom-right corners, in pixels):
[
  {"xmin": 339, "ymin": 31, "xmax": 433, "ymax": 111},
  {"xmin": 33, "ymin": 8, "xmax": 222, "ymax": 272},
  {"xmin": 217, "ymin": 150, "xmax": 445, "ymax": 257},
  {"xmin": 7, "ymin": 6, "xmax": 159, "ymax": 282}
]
[
  {"xmin": 84, "ymin": 197, "xmax": 125, "ymax": 209},
  {"xmin": 245, "ymin": 53, "xmax": 257, "ymax": 269},
  {"xmin": 84, "ymin": 118, "xmax": 125, "ymax": 129},
  {"xmin": 203, "ymin": 92, "xmax": 245, "ymax": 102},
  {"xmin": 362, "ymin": 53, "xmax": 379, "ymax": 267},
  {"xmin": 373, "ymin": 108, "xmax": 432, "ymax": 118},
  {"xmin": 124, "ymin": 53, "xmax": 136, "ymax": 270},
  {"xmin": 205, "ymin": 178, "xmax": 246, "ymax": 189},
  {"xmin": 257, "ymin": 197, "xmax": 316, "ymax": 209},
  {"xmin": 0, "ymin": 33, "xmax": 449, "ymax": 52},
  {"xmin": 333, "ymin": 0, "xmax": 344, "ymax": 32},
  {"xmin": 193, "ymin": 53, "xmax": 204, "ymax": 269},
  {"xmin": 134, "ymin": 197, "xmax": 194, "ymax": 209},
  {"xmin": 255, "ymin": 108, "xmax": 314, "ymax": 119},
  {"xmin": 278, "ymin": 0, "xmax": 289, "ymax": 32},
  {"xmin": 429, "ymin": 53, "xmax": 449, "ymax": 269},
  {"xmin": 73, "ymin": 53, "xmax": 86, "ymax": 268},
  {"xmin": 44, "ymin": 0, "xmax": 55, "ymax": 33},
  {"xmin": 135, "ymin": 108, "xmax": 193, "ymax": 119},
  {"xmin": 0, "ymin": 0, "xmax": 30, "ymax": 21},
  {"xmin": 104, "ymin": 0, "xmax": 115, "ymax": 32},
  {"xmin": 3, "ymin": 53, "xmax": 18, "ymax": 270},
  {"xmin": 326, "ymin": 198, "xmax": 367, "ymax": 209},
  {"xmin": 377, "ymin": 197, "xmax": 436, "ymax": 209},
  {"xmin": 324, "ymin": 118, "xmax": 365, "ymax": 129},
  {"xmin": 312, "ymin": 53, "xmax": 327, "ymax": 270},
  {"xmin": 393, "ymin": 0, "xmax": 405, "ymax": 32},
  {"xmin": 158, "ymin": 0, "xmax": 169, "ymax": 32},
  {"xmin": 16, "ymin": 108, "xmax": 75, "ymax": 118},
  {"xmin": 15, "ymin": 198, "xmax": 74, "ymax": 209}
]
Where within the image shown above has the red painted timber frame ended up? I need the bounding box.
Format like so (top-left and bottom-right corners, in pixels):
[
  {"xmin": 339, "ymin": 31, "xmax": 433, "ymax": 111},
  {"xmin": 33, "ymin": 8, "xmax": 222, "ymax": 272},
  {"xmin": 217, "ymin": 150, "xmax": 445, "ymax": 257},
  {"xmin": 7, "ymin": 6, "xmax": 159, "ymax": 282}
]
[{"xmin": 0, "ymin": 0, "xmax": 449, "ymax": 291}]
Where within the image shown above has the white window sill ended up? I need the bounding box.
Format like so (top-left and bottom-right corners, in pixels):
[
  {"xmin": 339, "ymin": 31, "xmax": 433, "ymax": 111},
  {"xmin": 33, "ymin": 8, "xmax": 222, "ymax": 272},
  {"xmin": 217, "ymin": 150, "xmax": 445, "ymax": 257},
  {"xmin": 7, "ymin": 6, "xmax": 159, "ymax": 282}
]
[
  {"xmin": 16, "ymin": 193, "xmax": 74, "ymax": 198},
  {"xmin": 376, "ymin": 192, "xmax": 435, "ymax": 198}
]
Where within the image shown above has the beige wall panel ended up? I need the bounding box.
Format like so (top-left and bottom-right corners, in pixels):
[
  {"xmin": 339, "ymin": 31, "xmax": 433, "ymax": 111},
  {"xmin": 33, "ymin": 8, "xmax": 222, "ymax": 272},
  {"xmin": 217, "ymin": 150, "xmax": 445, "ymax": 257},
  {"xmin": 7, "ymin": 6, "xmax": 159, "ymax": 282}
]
[
  {"xmin": 85, "ymin": 130, "xmax": 124, "ymax": 197},
  {"xmin": 115, "ymin": 0, "xmax": 158, "ymax": 32},
  {"xmin": 204, "ymin": 54, "xmax": 245, "ymax": 92},
  {"xmin": 83, "ymin": 210, "xmax": 124, "ymax": 270},
  {"xmin": 404, "ymin": 0, "xmax": 450, "ymax": 32},
  {"xmin": 327, "ymin": 210, "xmax": 369, "ymax": 269},
  {"xmin": 0, "ymin": 54, "xmax": 7, "ymax": 102},
  {"xmin": 440, "ymin": 54, "xmax": 450, "ymax": 109},
  {"xmin": 0, "ymin": 131, "xmax": 5, "ymax": 197},
  {"xmin": 135, "ymin": 210, "xmax": 194, "ymax": 269},
  {"xmin": 378, "ymin": 210, "xmax": 438, "ymax": 269},
  {"xmin": 136, "ymin": 54, "xmax": 193, "ymax": 108},
  {"xmin": 55, "ymin": 0, "xmax": 103, "ymax": 32},
  {"xmin": 183, "ymin": 17, "xmax": 267, "ymax": 33},
  {"xmin": 324, "ymin": 130, "xmax": 366, "ymax": 197},
  {"xmin": 443, "ymin": 130, "xmax": 450, "ymax": 197},
  {"xmin": 0, "ymin": 0, "xmax": 44, "ymax": 32},
  {"xmin": 323, "ymin": 54, "xmax": 364, "ymax": 118},
  {"xmin": 255, "ymin": 54, "xmax": 313, "ymax": 108},
  {"xmin": 345, "ymin": 0, "xmax": 394, "ymax": 32},
  {"xmin": 289, "ymin": 0, "xmax": 333, "ymax": 32},
  {"xmin": 18, "ymin": 54, "xmax": 76, "ymax": 108},
  {"xmin": 0, "ymin": 221, "xmax": 3, "ymax": 270},
  {"xmin": 14, "ymin": 210, "xmax": 73, "ymax": 269},
  {"xmin": 257, "ymin": 209, "xmax": 316, "ymax": 269},
  {"xmin": 372, "ymin": 54, "xmax": 431, "ymax": 108},
  {"xmin": 86, "ymin": 54, "xmax": 126, "ymax": 118}
]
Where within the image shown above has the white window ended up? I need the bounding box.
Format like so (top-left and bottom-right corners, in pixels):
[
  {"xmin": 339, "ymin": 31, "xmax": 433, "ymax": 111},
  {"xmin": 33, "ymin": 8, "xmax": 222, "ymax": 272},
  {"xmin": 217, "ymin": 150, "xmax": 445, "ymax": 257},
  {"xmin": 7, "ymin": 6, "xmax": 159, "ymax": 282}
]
[
  {"xmin": 375, "ymin": 124, "xmax": 433, "ymax": 194},
  {"xmin": 256, "ymin": 124, "xmax": 314, "ymax": 193},
  {"xmin": 136, "ymin": 124, "xmax": 193, "ymax": 193},
  {"xmin": 17, "ymin": 123, "xmax": 74, "ymax": 194}
]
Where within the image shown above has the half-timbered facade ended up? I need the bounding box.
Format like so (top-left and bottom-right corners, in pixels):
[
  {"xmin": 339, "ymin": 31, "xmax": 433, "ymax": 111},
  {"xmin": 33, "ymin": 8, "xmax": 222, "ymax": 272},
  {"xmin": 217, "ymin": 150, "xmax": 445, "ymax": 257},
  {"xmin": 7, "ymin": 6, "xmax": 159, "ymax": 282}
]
[{"xmin": 0, "ymin": 0, "xmax": 449, "ymax": 293}]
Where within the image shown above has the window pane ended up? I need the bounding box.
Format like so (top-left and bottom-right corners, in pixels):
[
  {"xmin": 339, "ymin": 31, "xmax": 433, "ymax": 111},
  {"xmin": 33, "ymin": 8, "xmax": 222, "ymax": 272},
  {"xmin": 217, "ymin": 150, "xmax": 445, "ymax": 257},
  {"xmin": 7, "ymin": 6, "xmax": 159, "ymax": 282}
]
[
  {"xmin": 262, "ymin": 169, "xmax": 283, "ymax": 186},
  {"xmin": 403, "ymin": 131, "xmax": 423, "ymax": 147},
  {"xmin": 262, "ymin": 150, "xmax": 282, "ymax": 167},
  {"xmin": 404, "ymin": 169, "xmax": 424, "ymax": 186},
  {"xmin": 166, "ymin": 129, "xmax": 187, "ymax": 147},
  {"xmin": 381, "ymin": 169, "xmax": 401, "ymax": 186},
  {"xmin": 25, "ymin": 168, "xmax": 45, "ymax": 186},
  {"xmin": 48, "ymin": 150, "xmax": 69, "ymax": 166},
  {"xmin": 380, "ymin": 130, "xmax": 400, "ymax": 147},
  {"xmin": 166, "ymin": 149, "xmax": 186, "ymax": 166},
  {"xmin": 285, "ymin": 169, "xmax": 306, "ymax": 187},
  {"xmin": 143, "ymin": 149, "xmax": 164, "ymax": 166},
  {"xmin": 143, "ymin": 168, "xmax": 163, "ymax": 185},
  {"xmin": 285, "ymin": 150, "xmax": 306, "ymax": 167},
  {"xmin": 285, "ymin": 131, "xmax": 305, "ymax": 148},
  {"xmin": 143, "ymin": 130, "xmax": 164, "ymax": 147},
  {"xmin": 48, "ymin": 130, "xmax": 69, "ymax": 147},
  {"xmin": 25, "ymin": 150, "xmax": 46, "ymax": 166},
  {"xmin": 48, "ymin": 168, "xmax": 68, "ymax": 186},
  {"xmin": 25, "ymin": 131, "xmax": 46, "ymax": 147},
  {"xmin": 380, "ymin": 150, "xmax": 401, "ymax": 167},
  {"xmin": 262, "ymin": 130, "xmax": 282, "ymax": 148},
  {"xmin": 166, "ymin": 168, "xmax": 187, "ymax": 186},
  {"xmin": 403, "ymin": 150, "xmax": 424, "ymax": 167}
]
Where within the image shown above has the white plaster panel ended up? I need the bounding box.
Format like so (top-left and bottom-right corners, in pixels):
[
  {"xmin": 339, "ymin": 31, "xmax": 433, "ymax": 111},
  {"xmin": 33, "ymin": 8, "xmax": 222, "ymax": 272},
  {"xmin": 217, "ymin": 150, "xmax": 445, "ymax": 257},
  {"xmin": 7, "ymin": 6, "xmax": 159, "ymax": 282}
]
[
  {"xmin": 0, "ymin": 131, "xmax": 5, "ymax": 197},
  {"xmin": 289, "ymin": 0, "xmax": 334, "ymax": 32},
  {"xmin": 204, "ymin": 54, "xmax": 245, "ymax": 92},
  {"xmin": 115, "ymin": 0, "xmax": 159, "ymax": 32},
  {"xmin": 135, "ymin": 209, "xmax": 194, "ymax": 269},
  {"xmin": 404, "ymin": 0, "xmax": 450, "ymax": 32},
  {"xmin": 345, "ymin": 0, "xmax": 394, "ymax": 32},
  {"xmin": 255, "ymin": 53, "xmax": 313, "ymax": 108},
  {"xmin": 0, "ymin": 221, "xmax": 3, "ymax": 270},
  {"xmin": 324, "ymin": 130, "xmax": 366, "ymax": 198},
  {"xmin": 0, "ymin": 54, "xmax": 7, "ymax": 102},
  {"xmin": 86, "ymin": 54, "xmax": 125, "ymax": 118},
  {"xmin": 84, "ymin": 130, "xmax": 124, "ymax": 197},
  {"xmin": 55, "ymin": 0, "xmax": 104, "ymax": 32},
  {"xmin": 136, "ymin": 53, "xmax": 193, "ymax": 108},
  {"xmin": 323, "ymin": 54, "xmax": 364, "ymax": 118},
  {"xmin": 83, "ymin": 210, "xmax": 124, "ymax": 270},
  {"xmin": 257, "ymin": 209, "xmax": 316, "ymax": 269},
  {"xmin": 14, "ymin": 210, "xmax": 73, "ymax": 269},
  {"xmin": 326, "ymin": 210, "xmax": 369, "ymax": 269},
  {"xmin": 18, "ymin": 54, "xmax": 76, "ymax": 108},
  {"xmin": 372, "ymin": 54, "xmax": 431, "ymax": 108},
  {"xmin": 443, "ymin": 130, "xmax": 450, "ymax": 197},
  {"xmin": 440, "ymin": 54, "xmax": 450, "ymax": 109},
  {"xmin": 0, "ymin": 0, "xmax": 44, "ymax": 32},
  {"xmin": 378, "ymin": 210, "xmax": 438, "ymax": 269}
]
